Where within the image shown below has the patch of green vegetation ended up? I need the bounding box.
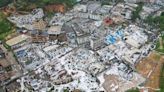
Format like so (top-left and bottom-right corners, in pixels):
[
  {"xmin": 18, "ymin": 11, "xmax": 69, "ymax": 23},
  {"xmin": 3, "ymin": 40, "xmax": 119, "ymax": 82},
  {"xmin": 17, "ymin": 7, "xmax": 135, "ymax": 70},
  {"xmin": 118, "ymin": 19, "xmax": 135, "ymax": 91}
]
[
  {"xmin": 0, "ymin": 0, "xmax": 13, "ymax": 8},
  {"xmin": 42, "ymin": 0, "xmax": 76, "ymax": 6},
  {"xmin": 63, "ymin": 89, "xmax": 69, "ymax": 92},
  {"xmin": 155, "ymin": 35, "xmax": 164, "ymax": 53},
  {"xmin": 0, "ymin": 86, "xmax": 5, "ymax": 92},
  {"xmin": 14, "ymin": 0, "xmax": 32, "ymax": 11},
  {"xmin": 0, "ymin": 12, "xmax": 13, "ymax": 40},
  {"xmin": 161, "ymin": 12, "xmax": 164, "ymax": 16},
  {"xmin": 15, "ymin": 0, "xmax": 77, "ymax": 11},
  {"xmin": 155, "ymin": 44, "xmax": 164, "ymax": 53},
  {"xmin": 25, "ymin": 60, "xmax": 32, "ymax": 65},
  {"xmin": 131, "ymin": 2, "xmax": 143, "ymax": 22},
  {"xmin": 101, "ymin": 0, "xmax": 113, "ymax": 5},
  {"xmin": 46, "ymin": 12, "xmax": 55, "ymax": 19},
  {"xmin": 101, "ymin": 0, "xmax": 124, "ymax": 5},
  {"xmin": 5, "ymin": 65, "xmax": 12, "ymax": 72},
  {"xmin": 126, "ymin": 88, "xmax": 140, "ymax": 92},
  {"xmin": 145, "ymin": 12, "xmax": 164, "ymax": 53},
  {"xmin": 144, "ymin": 12, "xmax": 164, "ymax": 32}
]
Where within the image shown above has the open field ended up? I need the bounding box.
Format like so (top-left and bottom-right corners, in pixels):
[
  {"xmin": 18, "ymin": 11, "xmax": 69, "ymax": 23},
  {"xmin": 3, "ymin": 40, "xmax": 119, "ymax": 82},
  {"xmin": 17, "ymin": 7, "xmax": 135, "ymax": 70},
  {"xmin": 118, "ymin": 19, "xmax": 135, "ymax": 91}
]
[{"xmin": 136, "ymin": 52, "xmax": 164, "ymax": 92}]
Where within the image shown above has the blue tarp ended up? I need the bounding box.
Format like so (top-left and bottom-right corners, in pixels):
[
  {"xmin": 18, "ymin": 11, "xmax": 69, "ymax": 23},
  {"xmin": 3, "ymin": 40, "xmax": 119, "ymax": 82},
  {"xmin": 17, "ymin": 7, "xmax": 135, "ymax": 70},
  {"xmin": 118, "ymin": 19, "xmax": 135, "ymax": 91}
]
[
  {"xmin": 105, "ymin": 30, "xmax": 124, "ymax": 44},
  {"xmin": 16, "ymin": 50, "xmax": 26, "ymax": 57},
  {"xmin": 105, "ymin": 35, "xmax": 116, "ymax": 44}
]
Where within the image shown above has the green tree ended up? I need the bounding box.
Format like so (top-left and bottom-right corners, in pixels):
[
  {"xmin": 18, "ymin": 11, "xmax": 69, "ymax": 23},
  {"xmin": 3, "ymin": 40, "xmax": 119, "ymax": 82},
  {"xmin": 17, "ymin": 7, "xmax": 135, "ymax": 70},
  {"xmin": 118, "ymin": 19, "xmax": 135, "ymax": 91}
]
[
  {"xmin": 145, "ymin": 13, "xmax": 164, "ymax": 32},
  {"xmin": 126, "ymin": 88, "xmax": 140, "ymax": 92},
  {"xmin": 161, "ymin": 12, "xmax": 164, "ymax": 16},
  {"xmin": 45, "ymin": 0, "xmax": 77, "ymax": 8},
  {"xmin": 15, "ymin": 0, "xmax": 77, "ymax": 10},
  {"xmin": 63, "ymin": 89, "xmax": 69, "ymax": 92},
  {"xmin": 131, "ymin": 2, "xmax": 143, "ymax": 22},
  {"xmin": 0, "ymin": 12, "xmax": 13, "ymax": 40},
  {"xmin": 0, "ymin": 0, "xmax": 12, "ymax": 8}
]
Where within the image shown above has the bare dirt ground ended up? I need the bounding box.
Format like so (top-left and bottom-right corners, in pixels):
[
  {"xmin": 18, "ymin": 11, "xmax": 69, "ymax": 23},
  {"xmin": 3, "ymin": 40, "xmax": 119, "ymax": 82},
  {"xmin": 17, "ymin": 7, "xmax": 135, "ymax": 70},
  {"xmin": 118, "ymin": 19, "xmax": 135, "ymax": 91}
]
[
  {"xmin": 0, "ymin": 58, "xmax": 10, "ymax": 67},
  {"xmin": 136, "ymin": 52, "xmax": 164, "ymax": 92},
  {"xmin": 0, "ymin": 45, "xmax": 22, "ymax": 76}
]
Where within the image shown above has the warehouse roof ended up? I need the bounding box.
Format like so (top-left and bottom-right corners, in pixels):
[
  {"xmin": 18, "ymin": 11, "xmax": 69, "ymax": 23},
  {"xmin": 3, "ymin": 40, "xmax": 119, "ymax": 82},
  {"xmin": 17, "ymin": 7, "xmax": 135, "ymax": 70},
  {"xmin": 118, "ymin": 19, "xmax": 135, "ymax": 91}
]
[{"xmin": 6, "ymin": 35, "xmax": 30, "ymax": 46}]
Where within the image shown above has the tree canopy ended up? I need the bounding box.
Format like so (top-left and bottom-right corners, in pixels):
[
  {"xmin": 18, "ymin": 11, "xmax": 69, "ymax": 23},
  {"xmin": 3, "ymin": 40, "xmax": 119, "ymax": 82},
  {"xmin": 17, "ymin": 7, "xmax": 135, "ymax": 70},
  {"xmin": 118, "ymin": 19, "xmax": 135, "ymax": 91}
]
[
  {"xmin": 144, "ymin": 13, "xmax": 164, "ymax": 32},
  {"xmin": 131, "ymin": 2, "xmax": 143, "ymax": 22},
  {"xmin": 126, "ymin": 88, "xmax": 140, "ymax": 92},
  {"xmin": 161, "ymin": 12, "xmax": 164, "ymax": 16},
  {"xmin": 0, "ymin": 12, "xmax": 13, "ymax": 40},
  {"xmin": 0, "ymin": 0, "xmax": 12, "ymax": 8},
  {"xmin": 15, "ymin": 0, "xmax": 77, "ymax": 11}
]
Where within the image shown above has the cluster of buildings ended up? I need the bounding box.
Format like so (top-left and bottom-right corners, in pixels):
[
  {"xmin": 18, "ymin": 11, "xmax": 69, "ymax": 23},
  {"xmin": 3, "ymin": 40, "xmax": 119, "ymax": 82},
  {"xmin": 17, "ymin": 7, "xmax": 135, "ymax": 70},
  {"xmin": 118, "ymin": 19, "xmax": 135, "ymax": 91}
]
[
  {"xmin": 0, "ymin": 46, "xmax": 22, "ymax": 92},
  {"xmin": 1, "ymin": 0, "xmax": 163, "ymax": 92},
  {"xmin": 8, "ymin": 8, "xmax": 44, "ymax": 30},
  {"xmin": 124, "ymin": 0, "xmax": 164, "ymax": 5}
]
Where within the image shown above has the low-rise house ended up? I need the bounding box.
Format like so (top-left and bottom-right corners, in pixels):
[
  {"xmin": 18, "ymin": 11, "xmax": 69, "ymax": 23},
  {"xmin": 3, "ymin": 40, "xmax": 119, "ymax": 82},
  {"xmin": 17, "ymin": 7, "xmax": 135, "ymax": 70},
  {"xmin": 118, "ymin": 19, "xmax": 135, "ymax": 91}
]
[
  {"xmin": 43, "ymin": 45, "xmax": 60, "ymax": 52},
  {"xmin": 76, "ymin": 34, "xmax": 90, "ymax": 45},
  {"xmin": 53, "ymin": 76, "xmax": 73, "ymax": 85},
  {"xmin": 32, "ymin": 19, "xmax": 47, "ymax": 30},
  {"xmin": 32, "ymin": 8, "xmax": 44, "ymax": 19},
  {"xmin": 48, "ymin": 26, "xmax": 62, "ymax": 35},
  {"xmin": 90, "ymin": 37, "xmax": 105, "ymax": 50},
  {"xmin": 88, "ymin": 62, "xmax": 106, "ymax": 75},
  {"xmin": 122, "ymin": 48, "xmax": 141, "ymax": 64},
  {"xmin": 6, "ymin": 34, "xmax": 31, "ymax": 49},
  {"xmin": 125, "ymin": 37, "xmax": 140, "ymax": 48},
  {"xmin": 111, "ymin": 3, "xmax": 125, "ymax": 14},
  {"xmin": 87, "ymin": 2, "xmax": 101, "ymax": 13},
  {"xmin": 8, "ymin": 8, "xmax": 44, "ymax": 30},
  {"xmin": 31, "ymin": 31, "xmax": 48, "ymax": 43},
  {"xmin": 48, "ymin": 26, "xmax": 67, "ymax": 42},
  {"xmin": 57, "ymin": 33, "xmax": 67, "ymax": 42},
  {"xmin": 89, "ymin": 14, "xmax": 103, "ymax": 20},
  {"xmin": 71, "ymin": 23, "xmax": 84, "ymax": 36},
  {"xmin": 111, "ymin": 15, "xmax": 125, "ymax": 24},
  {"xmin": 96, "ymin": 5, "xmax": 112, "ymax": 14},
  {"xmin": 140, "ymin": 6, "xmax": 156, "ymax": 20},
  {"xmin": 73, "ymin": 4, "xmax": 87, "ymax": 12},
  {"xmin": 124, "ymin": 25, "xmax": 148, "ymax": 48},
  {"xmin": 76, "ymin": 13, "xmax": 89, "ymax": 19},
  {"xmin": 124, "ymin": 10, "xmax": 132, "ymax": 19}
]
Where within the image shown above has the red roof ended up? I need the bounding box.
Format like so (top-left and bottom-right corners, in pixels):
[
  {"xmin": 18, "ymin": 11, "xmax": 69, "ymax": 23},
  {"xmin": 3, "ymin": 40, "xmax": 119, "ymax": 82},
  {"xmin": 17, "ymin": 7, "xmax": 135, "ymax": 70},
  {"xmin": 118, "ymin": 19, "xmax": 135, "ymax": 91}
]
[{"xmin": 103, "ymin": 17, "xmax": 113, "ymax": 26}]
